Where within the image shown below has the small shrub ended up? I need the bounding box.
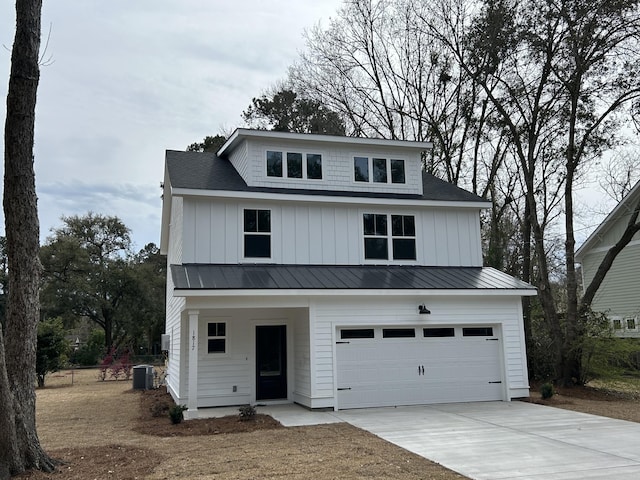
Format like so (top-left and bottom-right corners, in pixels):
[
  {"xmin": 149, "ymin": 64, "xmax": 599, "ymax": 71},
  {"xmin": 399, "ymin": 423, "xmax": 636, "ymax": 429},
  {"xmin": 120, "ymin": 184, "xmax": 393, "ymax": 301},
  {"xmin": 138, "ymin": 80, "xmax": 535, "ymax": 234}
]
[
  {"xmin": 169, "ymin": 404, "xmax": 188, "ymax": 424},
  {"xmin": 238, "ymin": 405, "xmax": 256, "ymax": 421},
  {"xmin": 98, "ymin": 347, "xmax": 116, "ymax": 381},
  {"xmin": 540, "ymin": 382, "xmax": 555, "ymax": 399}
]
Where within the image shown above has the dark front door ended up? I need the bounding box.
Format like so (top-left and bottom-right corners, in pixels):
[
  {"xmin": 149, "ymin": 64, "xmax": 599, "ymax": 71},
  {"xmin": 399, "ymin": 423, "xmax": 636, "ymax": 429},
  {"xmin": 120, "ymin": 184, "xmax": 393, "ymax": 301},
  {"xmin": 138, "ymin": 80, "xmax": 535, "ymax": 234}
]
[{"xmin": 256, "ymin": 325, "xmax": 287, "ymax": 400}]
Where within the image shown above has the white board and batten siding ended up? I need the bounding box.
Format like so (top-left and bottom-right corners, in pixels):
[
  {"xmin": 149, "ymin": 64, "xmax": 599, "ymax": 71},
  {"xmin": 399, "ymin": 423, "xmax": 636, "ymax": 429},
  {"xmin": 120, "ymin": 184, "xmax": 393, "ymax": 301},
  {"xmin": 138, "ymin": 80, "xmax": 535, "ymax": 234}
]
[
  {"xmin": 309, "ymin": 295, "xmax": 529, "ymax": 409},
  {"xmin": 181, "ymin": 197, "xmax": 483, "ymax": 267}
]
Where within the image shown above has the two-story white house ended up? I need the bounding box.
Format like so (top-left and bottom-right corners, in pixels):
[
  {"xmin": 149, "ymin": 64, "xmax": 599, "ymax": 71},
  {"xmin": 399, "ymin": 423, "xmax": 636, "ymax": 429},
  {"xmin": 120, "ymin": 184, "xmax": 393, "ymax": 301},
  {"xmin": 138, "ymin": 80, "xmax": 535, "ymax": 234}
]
[{"xmin": 160, "ymin": 129, "xmax": 536, "ymax": 416}]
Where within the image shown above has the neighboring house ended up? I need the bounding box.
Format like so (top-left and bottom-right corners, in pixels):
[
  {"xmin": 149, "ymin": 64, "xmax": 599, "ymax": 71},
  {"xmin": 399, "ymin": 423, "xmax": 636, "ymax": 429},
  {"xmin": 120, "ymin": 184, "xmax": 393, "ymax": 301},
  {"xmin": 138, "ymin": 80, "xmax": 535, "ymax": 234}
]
[
  {"xmin": 576, "ymin": 181, "xmax": 640, "ymax": 337},
  {"xmin": 159, "ymin": 129, "xmax": 536, "ymax": 416}
]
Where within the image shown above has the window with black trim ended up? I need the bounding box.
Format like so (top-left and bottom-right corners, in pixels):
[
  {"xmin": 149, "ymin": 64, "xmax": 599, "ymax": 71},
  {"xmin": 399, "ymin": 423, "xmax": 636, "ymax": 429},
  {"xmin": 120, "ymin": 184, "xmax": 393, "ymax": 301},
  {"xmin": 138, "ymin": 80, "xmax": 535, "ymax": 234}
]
[
  {"xmin": 307, "ymin": 153, "xmax": 323, "ymax": 179},
  {"xmin": 267, "ymin": 150, "xmax": 322, "ymax": 179},
  {"xmin": 627, "ymin": 318, "xmax": 637, "ymax": 329},
  {"xmin": 354, "ymin": 157, "xmax": 406, "ymax": 184},
  {"xmin": 363, "ymin": 213, "xmax": 388, "ymax": 260},
  {"xmin": 462, "ymin": 327, "xmax": 494, "ymax": 337},
  {"xmin": 391, "ymin": 215, "xmax": 416, "ymax": 260},
  {"xmin": 383, "ymin": 328, "xmax": 416, "ymax": 338},
  {"xmin": 363, "ymin": 213, "xmax": 416, "ymax": 261},
  {"xmin": 391, "ymin": 159, "xmax": 405, "ymax": 183},
  {"xmin": 244, "ymin": 209, "xmax": 271, "ymax": 258},
  {"xmin": 208, "ymin": 322, "xmax": 226, "ymax": 353},
  {"xmin": 266, "ymin": 151, "xmax": 283, "ymax": 177},
  {"xmin": 340, "ymin": 329, "xmax": 375, "ymax": 339},
  {"xmin": 423, "ymin": 328, "xmax": 455, "ymax": 337}
]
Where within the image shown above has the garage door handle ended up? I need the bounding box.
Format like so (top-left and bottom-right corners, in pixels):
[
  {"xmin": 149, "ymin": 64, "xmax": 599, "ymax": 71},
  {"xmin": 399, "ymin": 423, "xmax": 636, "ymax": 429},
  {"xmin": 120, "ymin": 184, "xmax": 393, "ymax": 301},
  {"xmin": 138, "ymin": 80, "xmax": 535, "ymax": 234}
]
[
  {"xmin": 337, "ymin": 387, "xmax": 351, "ymax": 391},
  {"xmin": 486, "ymin": 338, "xmax": 499, "ymax": 341},
  {"xmin": 488, "ymin": 381, "xmax": 502, "ymax": 384},
  {"xmin": 336, "ymin": 341, "xmax": 350, "ymax": 344}
]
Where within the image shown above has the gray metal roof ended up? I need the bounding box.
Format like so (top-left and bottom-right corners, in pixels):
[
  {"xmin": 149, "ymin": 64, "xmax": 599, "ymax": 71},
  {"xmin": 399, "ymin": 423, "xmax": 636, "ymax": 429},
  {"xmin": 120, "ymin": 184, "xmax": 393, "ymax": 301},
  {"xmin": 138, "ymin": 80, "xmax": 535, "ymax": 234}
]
[
  {"xmin": 171, "ymin": 264, "xmax": 535, "ymax": 291},
  {"xmin": 165, "ymin": 150, "xmax": 487, "ymax": 203}
]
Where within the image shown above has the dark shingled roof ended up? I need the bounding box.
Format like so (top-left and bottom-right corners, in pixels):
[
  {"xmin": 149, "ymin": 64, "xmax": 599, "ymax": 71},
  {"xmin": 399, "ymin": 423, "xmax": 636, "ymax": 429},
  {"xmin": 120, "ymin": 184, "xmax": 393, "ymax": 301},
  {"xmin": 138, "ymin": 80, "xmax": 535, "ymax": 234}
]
[
  {"xmin": 165, "ymin": 150, "xmax": 486, "ymax": 203},
  {"xmin": 171, "ymin": 264, "xmax": 535, "ymax": 291}
]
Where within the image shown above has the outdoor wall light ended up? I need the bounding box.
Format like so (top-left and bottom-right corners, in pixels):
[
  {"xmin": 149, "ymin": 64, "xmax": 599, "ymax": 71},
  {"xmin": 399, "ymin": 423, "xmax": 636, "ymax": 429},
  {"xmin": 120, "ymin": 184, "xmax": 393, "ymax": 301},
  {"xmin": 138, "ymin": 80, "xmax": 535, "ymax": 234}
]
[{"xmin": 418, "ymin": 304, "xmax": 431, "ymax": 314}]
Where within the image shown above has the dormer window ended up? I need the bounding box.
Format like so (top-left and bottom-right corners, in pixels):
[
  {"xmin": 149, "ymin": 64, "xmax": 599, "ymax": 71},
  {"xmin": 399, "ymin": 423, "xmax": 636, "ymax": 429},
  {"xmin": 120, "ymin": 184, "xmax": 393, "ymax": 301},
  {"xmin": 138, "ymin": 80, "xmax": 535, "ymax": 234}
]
[
  {"xmin": 354, "ymin": 157, "xmax": 406, "ymax": 184},
  {"xmin": 266, "ymin": 150, "xmax": 322, "ymax": 180}
]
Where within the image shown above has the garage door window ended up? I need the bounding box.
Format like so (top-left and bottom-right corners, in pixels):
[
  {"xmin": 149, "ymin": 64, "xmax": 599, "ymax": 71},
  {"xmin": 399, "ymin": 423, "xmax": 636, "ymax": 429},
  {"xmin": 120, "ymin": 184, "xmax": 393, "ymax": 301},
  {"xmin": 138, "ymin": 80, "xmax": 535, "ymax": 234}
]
[
  {"xmin": 383, "ymin": 328, "xmax": 415, "ymax": 338},
  {"xmin": 423, "ymin": 327, "xmax": 455, "ymax": 337},
  {"xmin": 462, "ymin": 327, "xmax": 494, "ymax": 337},
  {"xmin": 340, "ymin": 329, "xmax": 375, "ymax": 339}
]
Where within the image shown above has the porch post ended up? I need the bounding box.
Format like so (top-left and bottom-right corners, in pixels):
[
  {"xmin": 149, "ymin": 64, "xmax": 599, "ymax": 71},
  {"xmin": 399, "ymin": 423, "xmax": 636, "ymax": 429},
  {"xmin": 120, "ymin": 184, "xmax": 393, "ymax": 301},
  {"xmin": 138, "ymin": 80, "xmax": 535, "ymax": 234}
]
[{"xmin": 186, "ymin": 309, "xmax": 199, "ymax": 418}]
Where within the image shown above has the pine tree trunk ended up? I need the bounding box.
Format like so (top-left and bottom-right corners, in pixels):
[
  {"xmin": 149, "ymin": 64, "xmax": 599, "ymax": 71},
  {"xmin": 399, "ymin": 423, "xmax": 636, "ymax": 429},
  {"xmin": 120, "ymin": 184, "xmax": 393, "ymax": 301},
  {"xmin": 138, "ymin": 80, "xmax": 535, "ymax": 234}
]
[
  {"xmin": 0, "ymin": 0, "xmax": 55, "ymax": 476},
  {"xmin": 0, "ymin": 323, "xmax": 20, "ymax": 478}
]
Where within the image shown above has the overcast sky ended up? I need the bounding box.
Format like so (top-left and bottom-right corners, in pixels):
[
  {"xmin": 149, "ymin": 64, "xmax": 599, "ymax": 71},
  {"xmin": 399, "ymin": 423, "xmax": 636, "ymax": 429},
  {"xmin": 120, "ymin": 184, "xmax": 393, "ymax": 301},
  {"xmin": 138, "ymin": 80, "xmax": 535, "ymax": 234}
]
[
  {"xmin": 0, "ymin": 1, "xmax": 342, "ymax": 250},
  {"xmin": 0, "ymin": 1, "xmax": 621, "ymax": 252}
]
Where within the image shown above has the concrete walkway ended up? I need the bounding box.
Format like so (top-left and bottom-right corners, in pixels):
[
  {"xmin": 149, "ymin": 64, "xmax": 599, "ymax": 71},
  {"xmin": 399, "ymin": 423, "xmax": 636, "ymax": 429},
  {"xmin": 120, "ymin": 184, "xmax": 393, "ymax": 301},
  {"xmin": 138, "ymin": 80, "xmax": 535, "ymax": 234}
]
[{"xmin": 251, "ymin": 401, "xmax": 640, "ymax": 480}]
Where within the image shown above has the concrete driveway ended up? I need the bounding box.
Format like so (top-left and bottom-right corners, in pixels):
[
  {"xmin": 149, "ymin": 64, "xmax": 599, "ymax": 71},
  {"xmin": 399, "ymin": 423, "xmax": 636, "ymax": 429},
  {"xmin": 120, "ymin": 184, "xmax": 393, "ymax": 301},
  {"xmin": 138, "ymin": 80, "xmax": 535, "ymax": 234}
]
[{"xmin": 331, "ymin": 401, "xmax": 640, "ymax": 480}]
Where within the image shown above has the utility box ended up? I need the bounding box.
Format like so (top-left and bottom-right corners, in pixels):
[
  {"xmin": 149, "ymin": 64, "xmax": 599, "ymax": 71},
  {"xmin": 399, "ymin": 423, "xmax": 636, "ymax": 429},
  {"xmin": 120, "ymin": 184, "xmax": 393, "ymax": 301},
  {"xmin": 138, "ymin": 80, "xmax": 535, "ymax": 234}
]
[
  {"xmin": 161, "ymin": 334, "xmax": 170, "ymax": 351},
  {"xmin": 133, "ymin": 365, "xmax": 154, "ymax": 390}
]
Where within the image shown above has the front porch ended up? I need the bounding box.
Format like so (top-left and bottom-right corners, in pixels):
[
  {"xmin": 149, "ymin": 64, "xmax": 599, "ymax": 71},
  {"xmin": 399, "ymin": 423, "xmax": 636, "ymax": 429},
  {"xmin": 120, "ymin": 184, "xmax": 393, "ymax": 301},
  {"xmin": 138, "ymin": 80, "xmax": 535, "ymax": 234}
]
[{"xmin": 166, "ymin": 305, "xmax": 312, "ymax": 418}]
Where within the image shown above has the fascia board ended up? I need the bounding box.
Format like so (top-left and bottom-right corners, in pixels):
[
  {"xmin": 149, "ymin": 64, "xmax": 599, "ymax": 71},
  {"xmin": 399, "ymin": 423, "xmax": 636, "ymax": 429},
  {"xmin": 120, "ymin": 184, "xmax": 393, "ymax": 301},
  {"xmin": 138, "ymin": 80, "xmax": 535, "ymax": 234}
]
[
  {"xmin": 217, "ymin": 128, "xmax": 433, "ymax": 158},
  {"xmin": 171, "ymin": 187, "xmax": 491, "ymax": 209},
  {"xmin": 159, "ymin": 168, "xmax": 172, "ymax": 255}
]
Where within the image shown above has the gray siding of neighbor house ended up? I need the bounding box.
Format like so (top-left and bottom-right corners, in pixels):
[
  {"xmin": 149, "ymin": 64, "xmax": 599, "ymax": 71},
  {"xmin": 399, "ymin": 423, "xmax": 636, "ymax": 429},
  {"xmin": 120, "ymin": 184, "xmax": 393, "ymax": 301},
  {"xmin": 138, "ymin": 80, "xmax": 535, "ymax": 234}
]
[{"xmin": 582, "ymin": 242, "xmax": 640, "ymax": 320}]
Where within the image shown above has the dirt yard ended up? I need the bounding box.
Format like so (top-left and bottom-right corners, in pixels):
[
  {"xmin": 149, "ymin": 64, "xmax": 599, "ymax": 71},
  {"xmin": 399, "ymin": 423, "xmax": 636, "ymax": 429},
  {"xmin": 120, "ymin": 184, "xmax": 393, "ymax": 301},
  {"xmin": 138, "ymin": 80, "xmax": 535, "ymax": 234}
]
[
  {"xmin": 16, "ymin": 369, "xmax": 467, "ymax": 479},
  {"xmin": 16, "ymin": 370, "xmax": 640, "ymax": 479}
]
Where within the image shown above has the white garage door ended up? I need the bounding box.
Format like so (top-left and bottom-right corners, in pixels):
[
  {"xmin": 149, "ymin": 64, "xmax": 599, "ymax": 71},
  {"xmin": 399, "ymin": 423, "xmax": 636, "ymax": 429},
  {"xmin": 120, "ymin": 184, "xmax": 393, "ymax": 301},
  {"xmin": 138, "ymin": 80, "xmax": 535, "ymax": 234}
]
[{"xmin": 336, "ymin": 326, "xmax": 504, "ymax": 409}]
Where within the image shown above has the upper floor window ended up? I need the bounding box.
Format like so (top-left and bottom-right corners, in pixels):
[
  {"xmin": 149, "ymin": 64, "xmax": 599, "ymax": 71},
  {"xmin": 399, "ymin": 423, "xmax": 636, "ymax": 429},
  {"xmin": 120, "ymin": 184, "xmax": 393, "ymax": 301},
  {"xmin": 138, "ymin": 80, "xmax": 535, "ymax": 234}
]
[
  {"xmin": 244, "ymin": 209, "xmax": 271, "ymax": 258},
  {"xmin": 267, "ymin": 150, "xmax": 322, "ymax": 180},
  {"xmin": 363, "ymin": 213, "xmax": 416, "ymax": 261},
  {"xmin": 354, "ymin": 157, "xmax": 406, "ymax": 184}
]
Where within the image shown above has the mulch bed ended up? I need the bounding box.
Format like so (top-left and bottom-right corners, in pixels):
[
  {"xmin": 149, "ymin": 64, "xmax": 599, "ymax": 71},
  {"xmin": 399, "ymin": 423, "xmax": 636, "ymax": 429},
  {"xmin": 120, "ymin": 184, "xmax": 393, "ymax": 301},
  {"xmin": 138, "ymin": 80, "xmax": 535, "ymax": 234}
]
[{"xmin": 133, "ymin": 386, "xmax": 284, "ymax": 437}]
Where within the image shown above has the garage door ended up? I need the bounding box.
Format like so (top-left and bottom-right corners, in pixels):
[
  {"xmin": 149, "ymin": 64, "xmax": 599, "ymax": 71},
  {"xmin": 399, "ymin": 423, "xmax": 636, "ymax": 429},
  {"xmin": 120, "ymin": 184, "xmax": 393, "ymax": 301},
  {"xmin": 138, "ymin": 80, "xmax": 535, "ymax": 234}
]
[{"xmin": 336, "ymin": 326, "xmax": 503, "ymax": 409}]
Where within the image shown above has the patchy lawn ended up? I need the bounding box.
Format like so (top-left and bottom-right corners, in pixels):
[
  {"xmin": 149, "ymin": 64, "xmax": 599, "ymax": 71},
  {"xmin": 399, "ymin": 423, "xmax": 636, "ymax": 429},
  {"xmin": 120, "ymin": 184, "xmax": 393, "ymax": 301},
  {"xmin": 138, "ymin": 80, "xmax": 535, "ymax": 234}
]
[{"xmin": 17, "ymin": 369, "xmax": 467, "ymax": 479}]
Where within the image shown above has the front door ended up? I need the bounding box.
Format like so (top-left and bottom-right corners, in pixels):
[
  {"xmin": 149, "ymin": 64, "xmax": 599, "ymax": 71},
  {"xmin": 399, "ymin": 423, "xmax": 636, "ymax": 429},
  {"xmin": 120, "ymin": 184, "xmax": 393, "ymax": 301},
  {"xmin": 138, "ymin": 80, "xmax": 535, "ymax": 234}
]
[{"xmin": 256, "ymin": 325, "xmax": 287, "ymax": 400}]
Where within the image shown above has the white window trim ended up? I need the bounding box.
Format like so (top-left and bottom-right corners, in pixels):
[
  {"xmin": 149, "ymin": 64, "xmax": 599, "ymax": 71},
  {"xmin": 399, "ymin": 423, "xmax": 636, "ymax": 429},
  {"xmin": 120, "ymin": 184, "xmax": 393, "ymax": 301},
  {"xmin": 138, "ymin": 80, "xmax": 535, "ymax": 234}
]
[
  {"xmin": 352, "ymin": 155, "xmax": 406, "ymax": 185},
  {"xmin": 265, "ymin": 148, "xmax": 324, "ymax": 181},
  {"xmin": 625, "ymin": 317, "xmax": 638, "ymax": 330},
  {"xmin": 360, "ymin": 211, "xmax": 419, "ymax": 265}
]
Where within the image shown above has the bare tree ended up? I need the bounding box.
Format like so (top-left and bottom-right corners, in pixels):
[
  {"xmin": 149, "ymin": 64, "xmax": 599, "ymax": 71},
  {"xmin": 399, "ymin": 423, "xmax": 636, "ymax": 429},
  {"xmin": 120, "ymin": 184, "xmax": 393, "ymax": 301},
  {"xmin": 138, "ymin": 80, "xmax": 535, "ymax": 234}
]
[
  {"xmin": 0, "ymin": 0, "xmax": 55, "ymax": 477},
  {"xmin": 599, "ymin": 148, "xmax": 640, "ymax": 203},
  {"xmin": 429, "ymin": 0, "xmax": 640, "ymax": 384}
]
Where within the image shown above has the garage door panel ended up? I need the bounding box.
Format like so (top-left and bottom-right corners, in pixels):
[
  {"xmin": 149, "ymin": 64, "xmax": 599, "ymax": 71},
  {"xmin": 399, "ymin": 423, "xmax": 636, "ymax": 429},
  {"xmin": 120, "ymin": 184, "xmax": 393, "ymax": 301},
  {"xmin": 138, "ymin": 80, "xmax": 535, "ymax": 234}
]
[{"xmin": 337, "ymin": 326, "xmax": 503, "ymax": 409}]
